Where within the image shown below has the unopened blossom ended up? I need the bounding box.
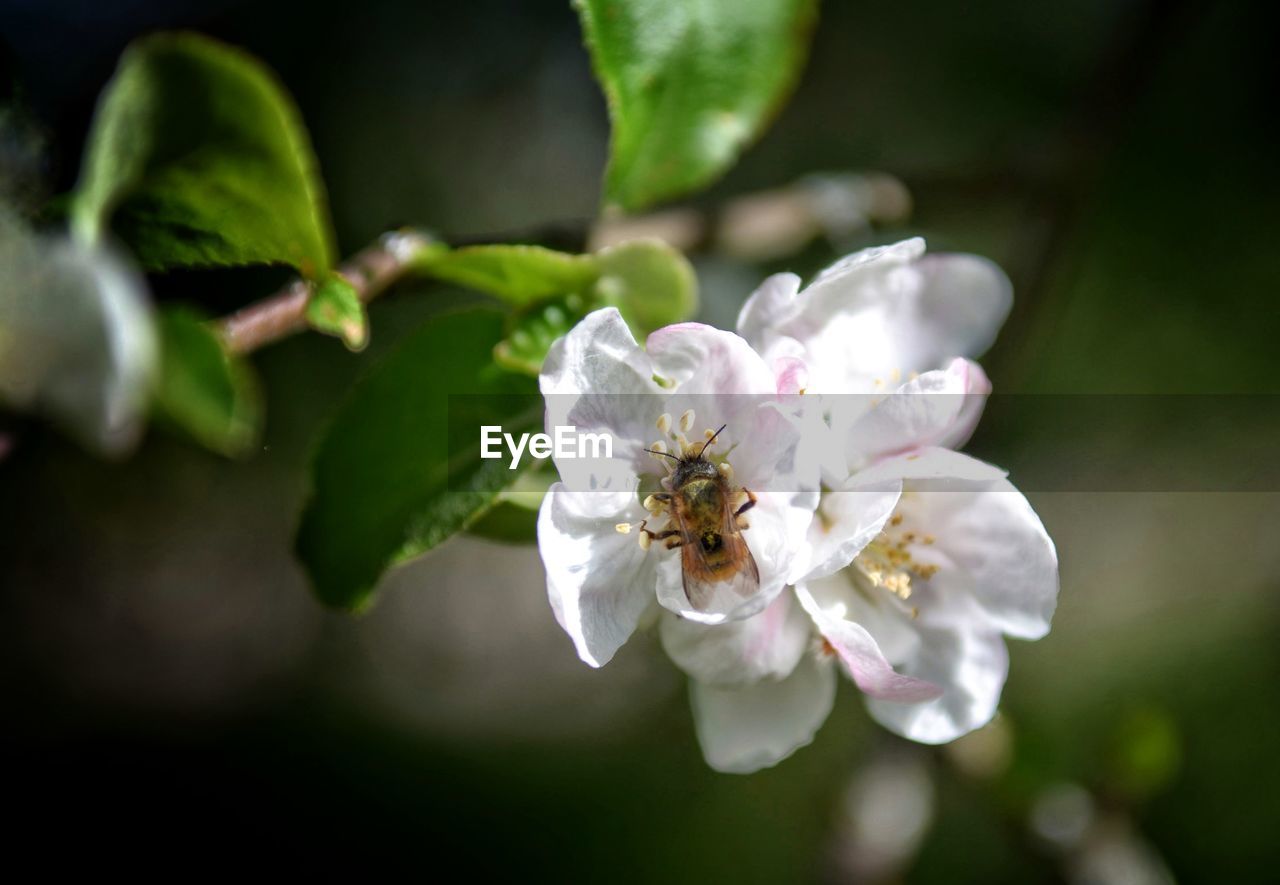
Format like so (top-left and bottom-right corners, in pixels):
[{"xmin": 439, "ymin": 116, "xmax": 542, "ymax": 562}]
[{"xmin": 536, "ymin": 308, "xmax": 819, "ymax": 668}]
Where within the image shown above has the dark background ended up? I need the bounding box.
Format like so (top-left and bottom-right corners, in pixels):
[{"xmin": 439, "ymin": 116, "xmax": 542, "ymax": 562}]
[{"xmin": 2, "ymin": 0, "xmax": 1277, "ymax": 880}]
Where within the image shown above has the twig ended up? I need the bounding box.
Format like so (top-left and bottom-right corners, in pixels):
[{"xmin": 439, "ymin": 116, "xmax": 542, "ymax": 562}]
[{"xmin": 215, "ymin": 229, "xmax": 437, "ymax": 355}]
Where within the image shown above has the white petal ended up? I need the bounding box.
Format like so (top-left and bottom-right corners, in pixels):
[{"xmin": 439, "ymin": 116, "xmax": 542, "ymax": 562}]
[
  {"xmin": 0, "ymin": 219, "xmax": 156, "ymax": 456},
  {"xmin": 898, "ymin": 478, "xmax": 1059, "ymax": 640},
  {"xmin": 748, "ymin": 238, "xmax": 1012, "ymax": 393},
  {"xmin": 660, "ymin": 589, "xmax": 811, "ymax": 686},
  {"xmin": 690, "ymin": 652, "xmax": 836, "ymax": 774},
  {"xmin": 539, "ymin": 307, "xmax": 665, "ymax": 490},
  {"xmin": 860, "ymin": 592, "xmax": 1010, "ymax": 744},
  {"xmin": 536, "ymin": 483, "xmax": 654, "ymax": 667},
  {"xmin": 795, "ymin": 478, "xmax": 902, "ymax": 582},
  {"xmin": 796, "ymin": 586, "xmax": 942, "ymax": 703},
  {"xmin": 736, "ymin": 271, "xmax": 802, "ymax": 354},
  {"xmin": 646, "ymin": 321, "xmax": 777, "ymax": 395},
  {"xmin": 854, "ymin": 447, "xmax": 1008, "ymax": 488},
  {"xmin": 840, "ymin": 358, "xmax": 991, "ymax": 467}
]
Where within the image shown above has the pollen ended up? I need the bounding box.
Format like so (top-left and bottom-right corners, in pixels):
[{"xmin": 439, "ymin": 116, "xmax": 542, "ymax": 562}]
[
  {"xmin": 643, "ymin": 494, "xmax": 665, "ymax": 513},
  {"xmin": 718, "ymin": 461, "xmax": 734, "ymax": 480},
  {"xmin": 656, "ymin": 413, "xmax": 673, "ymax": 434},
  {"xmin": 679, "ymin": 409, "xmax": 696, "ymax": 433},
  {"xmin": 638, "ymin": 531, "xmax": 652, "ymax": 551},
  {"xmin": 852, "ymin": 511, "xmax": 941, "ymax": 602},
  {"xmin": 615, "ymin": 522, "xmax": 633, "ymax": 534}
]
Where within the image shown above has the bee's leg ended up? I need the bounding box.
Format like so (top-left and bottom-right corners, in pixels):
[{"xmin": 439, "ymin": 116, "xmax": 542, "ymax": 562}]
[
  {"xmin": 664, "ymin": 538, "xmax": 683, "ymax": 550},
  {"xmin": 735, "ymin": 488, "xmax": 758, "ymax": 518},
  {"xmin": 637, "ymin": 519, "xmax": 681, "ymax": 551}
]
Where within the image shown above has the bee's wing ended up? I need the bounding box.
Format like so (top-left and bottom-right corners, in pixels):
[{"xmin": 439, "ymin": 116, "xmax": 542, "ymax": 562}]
[{"xmin": 680, "ymin": 529, "xmax": 760, "ymax": 612}]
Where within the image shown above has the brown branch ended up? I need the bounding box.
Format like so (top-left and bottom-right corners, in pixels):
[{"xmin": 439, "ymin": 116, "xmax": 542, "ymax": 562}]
[{"xmin": 215, "ymin": 229, "xmax": 437, "ymax": 355}]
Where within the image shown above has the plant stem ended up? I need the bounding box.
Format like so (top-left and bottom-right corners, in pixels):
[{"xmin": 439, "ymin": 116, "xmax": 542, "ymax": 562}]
[{"xmin": 215, "ymin": 229, "xmax": 436, "ymax": 355}]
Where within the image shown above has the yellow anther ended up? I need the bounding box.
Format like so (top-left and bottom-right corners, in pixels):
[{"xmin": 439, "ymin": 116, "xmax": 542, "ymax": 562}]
[
  {"xmin": 649, "ymin": 440, "xmax": 668, "ymax": 458},
  {"xmin": 638, "ymin": 531, "xmax": 652, "ymax": 551},
  {"xmin": 718, "ymin": 461, "xmax": 734, "ymax": 480},
  {"xmin": 656, "ymin": 413, "xmax": 673, "ymax": 434},
  {"xmin": 679, "ymin": 409, "xmax": 696, "ymax": 433},
  {"xmin": 615, "ymin": 522, "xmax": 633, "ymax": 534},
  {"xmin": 889, "ymin": 514, "xmax": 904, "ymax": 527},
  {"xmin": 643, "ymin": 494, "xmax": 664, "ymax": 512}
]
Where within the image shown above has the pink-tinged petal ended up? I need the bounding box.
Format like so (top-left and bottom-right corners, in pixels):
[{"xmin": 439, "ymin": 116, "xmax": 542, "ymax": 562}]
[
  {"xmin": 933, "ymin": 358, "xmax": 991, "ymax": 450},
  {"xmin": 795, "ymin": 478, "xmax": 902, "ymax": 582},
  {"xmin": 897, "ymin": 478, "xmax": 1058, "ymax": 640},
  {"xmin": 660, "ymin": 590, "xmax": 811, "ymax": 687},
  {"xmin": 537, "ymin": 484, "xmax": 654, "ymax": 667},
  {"xmin": 840, "ymin": 358, "xmax": 992, "ymax": 467},
  {"xmin": 796, "ymin": 586, "xmax": 942, "ymax": 703},
  {"xmin": 646, "ymin": 322, "xmax": 777, "ymax": 395},
  {"xmin": 774, "ymin": 356, "xmax": 808, "ymax": 396},
  {"xmin": 690, "ymin": 652, "xmax": 836, "ymax": 774},
  {"xmin": 736, "ymin": 271, "xmax": 802, "ymax": 354}
]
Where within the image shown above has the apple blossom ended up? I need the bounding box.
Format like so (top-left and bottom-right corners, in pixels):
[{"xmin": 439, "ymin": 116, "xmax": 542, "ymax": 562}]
[{"xmin": 536, "ymin": 307, "xmax": 820, "ymax": 668}]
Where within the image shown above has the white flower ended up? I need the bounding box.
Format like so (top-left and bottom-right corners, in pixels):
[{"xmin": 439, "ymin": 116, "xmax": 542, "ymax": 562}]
[
  {"xmin": 681, "ymin": 448, "xmax": 1057, "ymax": 773},
  {"xmin": 536, "ymin": 308, "xmax": 819, "ymax": 668}
]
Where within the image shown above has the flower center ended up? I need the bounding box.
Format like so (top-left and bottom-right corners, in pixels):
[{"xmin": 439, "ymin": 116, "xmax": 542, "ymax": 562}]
[{"xmin": 851, "ymin": 512, "xmax": 937, "ymax": 609}]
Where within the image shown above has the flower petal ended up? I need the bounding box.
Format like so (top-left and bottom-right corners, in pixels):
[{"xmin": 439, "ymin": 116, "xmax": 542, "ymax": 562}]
[
  {"xmin": 796, "ymin": 586, "xmax": 942, "ymax": 703},
  {"xmin": 690, "ymin": 652, "xmax": 836, "ymax": 774},
  {"xmin": 540, "ymin": 307, "xmax": 665, "ymax": 491},
  {"xmin": 795, "ymin": 478, "xmax": 902, "ymax": 582},
  {"xmin": 537, "ymin": 483, "xmax": 654, "ymax": 667},
  {"xmin": 854, "ymin": 447, "xmax": 1007, "ymax": 488},
  {"xmin": 736, "ymin": 271, "xmax": 802, "ymax": 354},
  {"xmin": 660, "ymin": 589, "xmax": 811, "ymax": 687},
  {"xmin": 860, "ymin": 593, "xmax": 1010, "ymax": 744},
  {"xmin": 738, "ymin": 238, "xmax": 1011, "ymax": 394},
  {"xmin": 895, "ymin": 478, "xmax": 1058, "ymax": 640},
  {"xmin": 838, "ymin": 358, "xmax": 991, "ymax": 467},
  {"xmin": 646, "ymin": 321, "xmax": 777, "ymax": 395}
]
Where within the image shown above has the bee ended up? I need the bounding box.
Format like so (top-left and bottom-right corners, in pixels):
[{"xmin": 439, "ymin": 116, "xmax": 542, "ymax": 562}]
[{"xmin": 640, "ymin": 423, "xmax": 759, "ymax": 612}]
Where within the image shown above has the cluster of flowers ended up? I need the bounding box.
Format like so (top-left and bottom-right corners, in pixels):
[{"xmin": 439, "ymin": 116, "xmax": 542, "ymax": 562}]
[{"xmin": 536, "ymin": 238, "xmax": 1058, "ymax": 773}]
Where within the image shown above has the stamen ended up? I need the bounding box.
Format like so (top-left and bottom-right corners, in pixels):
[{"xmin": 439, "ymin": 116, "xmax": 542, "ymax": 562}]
[
  {"xmin": 852, "ymin": 510, "xmax": 941, "ymax": 603},
  {"xmin": 718, "ymin": 461, "xmax": 734, "ymax": 480},
  {"xmin": 648, "ymin": 440, "xmax": 669, "ymax": 460},
  {"xmin": 638, "ymin": 531, "xmax": 651, "ymax": 551},
  {"xmin": 679, "ymin": 409, "xmax": 696, "ymax": 433},
  {"xmin": 656, "ymin": 413, "xmax": 673, "ymax": 434},
  {"xmin": 615, "ymin": 522, "xmax": 633, "ymax": 534}
]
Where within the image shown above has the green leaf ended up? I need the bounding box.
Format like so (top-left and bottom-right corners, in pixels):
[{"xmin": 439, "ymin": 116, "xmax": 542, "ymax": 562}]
[
  {"xmin": 296, "ymin": 309, "xmax": 540, "ymax": 610},
  {"xmin": 575, "ymin": 0, "xmax": 817, "ymax": 211},
  {"xmin": 592, "ymin": 239, "xmax": 697, "ymax": 334},
  {"xmin": 153, "ymin": 307, "xmax": 262, "ymax": 457},
  {"xmin": 306, "ymin": 272, "xmax": 368, "ymax": 351},
  {"xmin": 466, "ymin": 468, "xmax": 554, "ymax": 544},
  {"xmin": 494, "ymin": 296, "xmax": 586, "ymax": 375},
  {"xmin": 71, "ymin": 32, "xmax": 335, "ymax": 275},
  {"xmin": 417, "ymin": 245, "xmax": 596, "ymax": 306}
]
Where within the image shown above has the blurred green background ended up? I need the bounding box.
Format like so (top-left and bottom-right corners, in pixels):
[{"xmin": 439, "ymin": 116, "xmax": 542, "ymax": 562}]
[{"xmin": 2, "ymin": 0, "xmax": 1277, "ymax": 880}]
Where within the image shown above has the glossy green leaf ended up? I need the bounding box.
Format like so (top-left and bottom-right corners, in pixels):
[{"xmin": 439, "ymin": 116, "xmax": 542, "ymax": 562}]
[
  {"xmin": 575, "ymin": 0, "xmax": 818, "ymax": 211},
  {"xmin": 306, "ymin": 272, "xmax": 368, "ymax": 351},
  {"xmin": 296, "ymin": 309, "xmax": 540, "ymax": 610},
  {"xmin": 417, "ymin": 245, "xmax": 596, "ymax": 306},
  {"xmin": 466, "ymin": 468, "xmax": 555, "ymax": 544},
  {"xmin": 72, "ymin": 32, "xmax": 335, "ymax": 275},
  {"xmin": 153, "ymin": 307, "xmax": 262, "ymax": 457},
  {"xmin": 592, "ymin": 239, "xmax": 697, "ymax": 334},
  {"xmin": 494, "ymin": 296, "xmax": 586, "ymax": 375}
]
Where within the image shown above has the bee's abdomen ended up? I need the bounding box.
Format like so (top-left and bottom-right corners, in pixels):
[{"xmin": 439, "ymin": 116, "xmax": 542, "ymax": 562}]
[{"xmin": 699, "ymin": 531, "xmax": 723, "ymax": 553}]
